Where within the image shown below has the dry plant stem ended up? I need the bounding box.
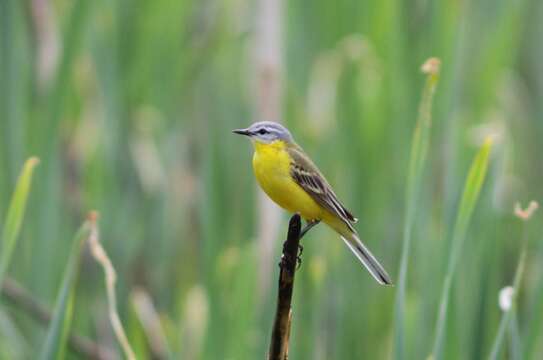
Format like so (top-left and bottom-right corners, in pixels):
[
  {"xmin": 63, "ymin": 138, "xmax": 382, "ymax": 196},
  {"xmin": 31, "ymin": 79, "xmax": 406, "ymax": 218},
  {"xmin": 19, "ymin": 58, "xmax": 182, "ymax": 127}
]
[
  {"xmin": 254, "ymin": 0, "xmax": 284, "ymax": 299},
  {"xmin": 131, "ymin": 288, "xmax": 170, "ymax": 358},
  {"xmin": 269, "ymin": 214, "xmax": 310, "ymax": 360},
  {"xmin": 88, "ymin": 216, "xmax": 136, "ymax": 360},
  {"xmin": 1, "ymin": 277, "xmax": 115, "ymax": 360}
]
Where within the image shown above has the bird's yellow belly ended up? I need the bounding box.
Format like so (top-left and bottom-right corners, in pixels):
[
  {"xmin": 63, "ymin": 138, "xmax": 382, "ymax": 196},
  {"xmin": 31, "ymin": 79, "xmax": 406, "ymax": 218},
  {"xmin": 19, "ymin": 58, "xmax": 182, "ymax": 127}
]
[{"xmin": 252, "ymin": 143, "xmax": 324, "ymax": 221}]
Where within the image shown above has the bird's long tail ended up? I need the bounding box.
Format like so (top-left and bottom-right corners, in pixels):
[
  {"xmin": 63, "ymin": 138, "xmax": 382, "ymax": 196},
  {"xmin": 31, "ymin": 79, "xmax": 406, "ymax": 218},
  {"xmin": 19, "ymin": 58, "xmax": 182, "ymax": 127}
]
[{"xmin": 340, "ymin": 231, "xmax": 392, "ymax": 285}]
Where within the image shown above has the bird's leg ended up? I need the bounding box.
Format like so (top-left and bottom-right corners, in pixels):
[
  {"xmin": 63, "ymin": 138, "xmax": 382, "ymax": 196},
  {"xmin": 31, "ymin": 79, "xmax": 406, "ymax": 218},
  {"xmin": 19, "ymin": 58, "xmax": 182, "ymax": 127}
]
[
  {"xmin": 294, "ymin": 219, "xmax": 321, "ymax": 269},
  {"xmin": 299, "ymin": 219, "xmax": 320, "ymax": 240}
]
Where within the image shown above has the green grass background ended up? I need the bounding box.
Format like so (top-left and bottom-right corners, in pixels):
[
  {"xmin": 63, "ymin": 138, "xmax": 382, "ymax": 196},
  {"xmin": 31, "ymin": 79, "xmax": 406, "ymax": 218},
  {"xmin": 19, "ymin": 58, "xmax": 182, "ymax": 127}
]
[{"xmin": 1, "ymin": 0, "xmax": 543, "ymax": 359}]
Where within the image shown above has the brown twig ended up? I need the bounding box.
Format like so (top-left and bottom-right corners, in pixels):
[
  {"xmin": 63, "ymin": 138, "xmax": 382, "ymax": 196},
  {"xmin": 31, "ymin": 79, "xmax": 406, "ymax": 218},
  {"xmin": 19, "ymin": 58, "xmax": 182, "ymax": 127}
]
[
  {"xmin": 268, "ymin": 214, "xmax": 305, "ymax": 360},
  {"xmin": 1, "ymin": 277, "xmax": 116, "ymax": 360}
]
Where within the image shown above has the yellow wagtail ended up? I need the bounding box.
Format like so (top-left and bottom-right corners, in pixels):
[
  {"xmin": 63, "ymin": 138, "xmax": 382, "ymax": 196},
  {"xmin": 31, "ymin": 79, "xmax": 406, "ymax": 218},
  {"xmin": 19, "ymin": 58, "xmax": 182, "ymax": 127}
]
[{"xmin": 233, "ymin": 121, "xmax": 392, "ymax": 285}]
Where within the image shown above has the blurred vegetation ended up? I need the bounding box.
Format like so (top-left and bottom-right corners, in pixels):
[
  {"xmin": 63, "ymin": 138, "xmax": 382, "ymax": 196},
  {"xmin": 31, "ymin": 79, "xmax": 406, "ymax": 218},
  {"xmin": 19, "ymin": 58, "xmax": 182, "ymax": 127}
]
[{"xmin": 1, "ymin": 0, "xmax": 543, "ymax": 359}]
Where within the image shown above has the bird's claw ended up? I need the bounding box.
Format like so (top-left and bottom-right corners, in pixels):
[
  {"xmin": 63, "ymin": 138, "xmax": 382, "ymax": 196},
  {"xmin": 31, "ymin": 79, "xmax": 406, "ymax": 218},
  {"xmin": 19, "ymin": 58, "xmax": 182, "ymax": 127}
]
[{"xmin": 278, "ymin": 248, "xmax": 304, "ymax": 270}]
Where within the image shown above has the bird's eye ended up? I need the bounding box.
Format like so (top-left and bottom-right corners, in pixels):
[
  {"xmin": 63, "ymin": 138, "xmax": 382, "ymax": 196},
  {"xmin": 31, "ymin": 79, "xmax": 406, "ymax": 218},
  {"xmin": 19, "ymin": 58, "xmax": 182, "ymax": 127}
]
[{"xmin": 258, "ymin": 129, "xmax": 267, "ymax": 135}]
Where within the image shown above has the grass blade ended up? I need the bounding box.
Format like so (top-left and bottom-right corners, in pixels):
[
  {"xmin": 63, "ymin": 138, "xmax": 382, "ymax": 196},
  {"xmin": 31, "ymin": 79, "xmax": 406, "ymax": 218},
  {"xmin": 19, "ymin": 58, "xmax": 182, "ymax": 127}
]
[
  {"xmin": 39, "ymin": 214, "xmax": 95, "ymax": 360},
  {"xmin": 0, "ymin": 157, "xmax": 40, "ymax": 291},
  {"xmin": 509, "ymin": 309, "xmax": 522, "ymax": 360},
  {"xmin": 431, "ymin": 137, "xmax": 493, "ymax": 359},
  {"xmin": 489, "ymin": 202, "xmax": 538, "ymax": 359},
  {"xmin": 488, "ymin": 251, "xmax": 526, "ymax": 360},
  {"xmin": 393, "ymin": 58, "xmax": 440, "ymax": 360}
]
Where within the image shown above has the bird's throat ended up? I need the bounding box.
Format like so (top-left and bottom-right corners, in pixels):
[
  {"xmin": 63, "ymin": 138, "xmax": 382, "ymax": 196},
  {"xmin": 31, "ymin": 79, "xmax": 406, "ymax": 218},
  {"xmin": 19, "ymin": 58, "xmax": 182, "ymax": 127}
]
[{"xmin": 253, "ymin": 139, "xmax": 287, "ymax": 153}]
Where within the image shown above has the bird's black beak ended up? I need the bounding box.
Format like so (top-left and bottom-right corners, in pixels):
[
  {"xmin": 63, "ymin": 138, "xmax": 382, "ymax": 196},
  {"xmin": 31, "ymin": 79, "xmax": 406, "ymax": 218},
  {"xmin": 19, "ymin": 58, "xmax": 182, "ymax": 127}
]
[{"xmin": 232, "ymin": 128, "xmax": 251, "ymax": 136}]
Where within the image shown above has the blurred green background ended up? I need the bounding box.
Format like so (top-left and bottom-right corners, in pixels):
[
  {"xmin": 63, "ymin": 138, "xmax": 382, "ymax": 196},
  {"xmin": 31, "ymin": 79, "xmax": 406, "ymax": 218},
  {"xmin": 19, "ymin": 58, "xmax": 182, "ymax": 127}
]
[{"xmin": 1, "ymin": 0, "xmax": 542, "ymax": 359}]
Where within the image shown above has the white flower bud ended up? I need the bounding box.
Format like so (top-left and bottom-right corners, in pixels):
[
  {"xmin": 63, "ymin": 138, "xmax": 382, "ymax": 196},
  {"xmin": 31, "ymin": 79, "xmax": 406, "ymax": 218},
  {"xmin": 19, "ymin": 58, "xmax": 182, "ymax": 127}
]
[{"xmin": 499, "ymin": 286, "xmax": 514, "ymax": 311}]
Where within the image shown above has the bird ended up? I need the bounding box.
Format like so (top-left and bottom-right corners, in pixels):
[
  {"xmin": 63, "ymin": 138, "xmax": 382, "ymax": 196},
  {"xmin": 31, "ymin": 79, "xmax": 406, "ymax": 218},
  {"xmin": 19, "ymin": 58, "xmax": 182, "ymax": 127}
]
[{"xmin": 233, "ymin": 121, "xmax": 392, "ymax": 285}]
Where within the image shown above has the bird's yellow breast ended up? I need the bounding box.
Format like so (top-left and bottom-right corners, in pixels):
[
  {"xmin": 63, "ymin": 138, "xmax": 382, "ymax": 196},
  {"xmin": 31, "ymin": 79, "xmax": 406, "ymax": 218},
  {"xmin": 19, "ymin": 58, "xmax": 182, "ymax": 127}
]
[{"xmin": 252, "ymin": 140, "xmax": 324, "ymax": 221}]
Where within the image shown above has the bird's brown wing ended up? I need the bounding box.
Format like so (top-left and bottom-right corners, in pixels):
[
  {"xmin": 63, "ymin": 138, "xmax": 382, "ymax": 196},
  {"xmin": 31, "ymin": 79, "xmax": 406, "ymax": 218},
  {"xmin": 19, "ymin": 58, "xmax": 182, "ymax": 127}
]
[{"xmin": 287, "ymin": 145, "xmax": 357, "ymax": 229}]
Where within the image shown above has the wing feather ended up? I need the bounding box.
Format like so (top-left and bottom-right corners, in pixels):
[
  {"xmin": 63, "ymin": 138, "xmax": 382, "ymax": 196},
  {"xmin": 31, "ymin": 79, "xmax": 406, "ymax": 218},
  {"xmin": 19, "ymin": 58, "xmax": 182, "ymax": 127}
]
[{"xmin": 288, "ymin": 145, "xmax": 357, "ymax": 228}]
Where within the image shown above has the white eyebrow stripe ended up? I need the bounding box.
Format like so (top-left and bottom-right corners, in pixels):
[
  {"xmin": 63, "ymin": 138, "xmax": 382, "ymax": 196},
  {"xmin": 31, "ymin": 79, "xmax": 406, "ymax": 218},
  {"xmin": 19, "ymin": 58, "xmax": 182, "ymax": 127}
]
[{"xmin": 248, "ymin": 121, "xmax": 293, "ymax": 141}]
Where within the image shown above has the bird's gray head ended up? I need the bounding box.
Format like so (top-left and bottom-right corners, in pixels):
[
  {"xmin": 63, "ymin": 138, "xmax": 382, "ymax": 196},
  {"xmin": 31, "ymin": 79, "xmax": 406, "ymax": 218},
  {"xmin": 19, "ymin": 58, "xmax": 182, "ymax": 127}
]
[{"xmin": 232, "ymin": 121, "xmax": 293, "ymax": 143}]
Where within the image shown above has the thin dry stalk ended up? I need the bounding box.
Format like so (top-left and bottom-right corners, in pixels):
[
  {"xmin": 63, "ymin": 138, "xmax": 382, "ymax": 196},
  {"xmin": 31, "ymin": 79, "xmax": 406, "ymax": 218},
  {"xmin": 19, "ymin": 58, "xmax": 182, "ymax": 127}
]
[
  {"xmin": 253, "ymin": 0, "xmax": 284, "ymax": 299},
  {"xmin": 131, "ymin": 287, "xmax": 170, "ymax": 358},
  {"xmin": 87, "ymin": 212, "xmax": 136, "ymax": 360}
]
